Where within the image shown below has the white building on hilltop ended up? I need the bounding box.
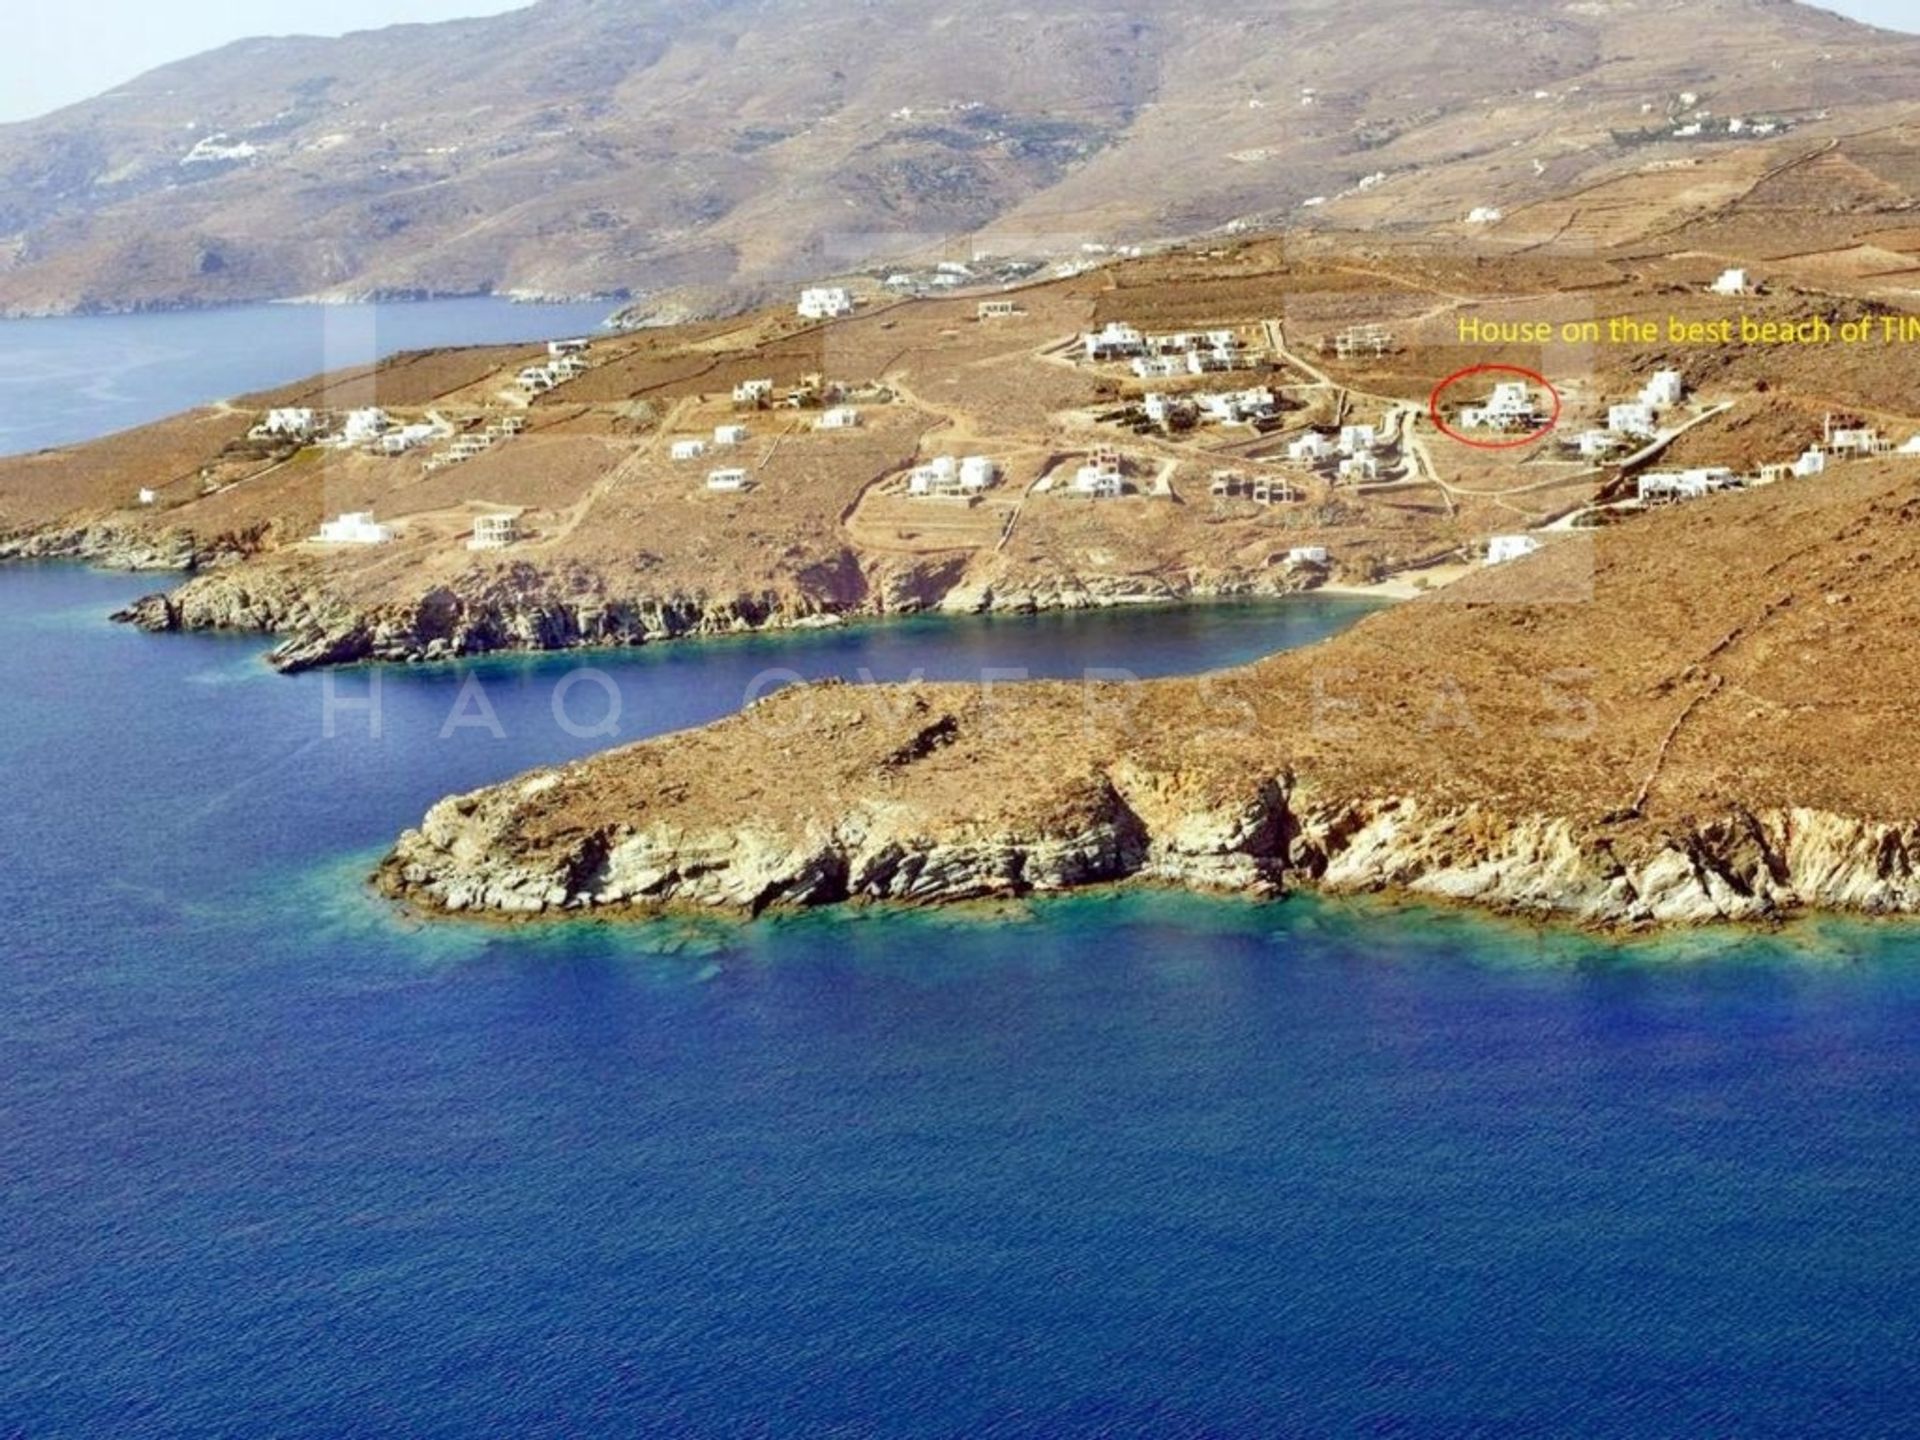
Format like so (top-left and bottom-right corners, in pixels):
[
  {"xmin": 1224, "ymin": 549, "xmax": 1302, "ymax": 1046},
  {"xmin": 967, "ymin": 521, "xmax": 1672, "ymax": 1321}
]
[
  {"xmin": 316, "ymin": 513, "xmax": 394, "ymax": 545},
  {"xmin": 1710, "ymin": 268, "xmax": 1756, "ymax": 297},
  {"xmin": 798, "ymin": 287, "xmax": 854, "ymax": 320}
]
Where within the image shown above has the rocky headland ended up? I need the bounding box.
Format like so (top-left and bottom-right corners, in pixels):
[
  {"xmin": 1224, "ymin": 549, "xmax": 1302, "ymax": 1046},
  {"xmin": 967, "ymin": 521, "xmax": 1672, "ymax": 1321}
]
[{"xmin": 378, "ymin": 467, "xmax": 1920, "ymax": 931}]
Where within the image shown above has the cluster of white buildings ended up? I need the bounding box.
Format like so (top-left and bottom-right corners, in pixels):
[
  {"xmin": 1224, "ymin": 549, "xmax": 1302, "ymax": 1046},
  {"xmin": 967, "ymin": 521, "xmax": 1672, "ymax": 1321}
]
[
  {"xmin": 908, "ymin": 455, "xmax": 997, "ymax": 498},
  {"xmin": 1142, "ymin": 387, "xmax": 1278, "ymax": 429},
  {"xmin": 1082, "ymin": 323, "xmax": 1251, "ymax": 375},
  {"xmin": 1285, "ymin": 424, "xmax": 1383, "ymax": 483},
  {"xmin": 798, "ymin": 287, "xmax": 854, "ymax": 320},
  {"xmin": 424, "ymin": 415, "xmax": 527, "ymax": 473},
  {"xmin": 518, "ymin": 339, "xmax": 592, "ymax": 395}
]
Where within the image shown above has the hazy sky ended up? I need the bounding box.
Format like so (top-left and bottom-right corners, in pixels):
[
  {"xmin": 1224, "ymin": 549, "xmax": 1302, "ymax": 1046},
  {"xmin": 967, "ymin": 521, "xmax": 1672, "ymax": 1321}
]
[{"xmin": 1, "ymin": 0, "xmax": 1915, "ymax": 125}]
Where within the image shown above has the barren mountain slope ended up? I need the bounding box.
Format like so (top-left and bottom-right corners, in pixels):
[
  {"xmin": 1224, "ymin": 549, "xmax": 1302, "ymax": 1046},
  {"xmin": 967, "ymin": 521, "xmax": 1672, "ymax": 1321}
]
[{"xmin": 4, "ymin": 0, "xmax": 1919, "ymax": 314}]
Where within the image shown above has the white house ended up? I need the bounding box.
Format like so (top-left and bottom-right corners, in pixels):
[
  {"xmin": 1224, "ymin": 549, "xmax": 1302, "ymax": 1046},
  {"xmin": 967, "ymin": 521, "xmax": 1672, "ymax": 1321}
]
[
  {"xmin": 1609, "ymin": 403, "xmax": 1658, "ymax": 439},
  {"xmin": 670, "ymin": 439, "xmax": 708, "ymax": 462},
  {"xmin": 733, "ymin": 379, "xmax": 775, "ymax": 405},
  {"xmin": 1131, "ymin": 356, "xmax": 1186, "ymax": 380},
  {"xmin": 1339, "ymin": 424, "xmax": 1378, "ymax": 455},
  {"xmin": 137, "ymin": 488, "xmax": 157, "ymax": 506},
  {"xmin": 1466, "ymin": 207, "xmax": 1504, "ymax": 225},
  {"xmin": 707, "ymin": 468, "xmax": 751, "ymax": 492},
  {"xmin": 341, "ymin": 409, "xmax": 391, "ymax": 445},
  {"xmin": 378, "ymin": 423, "xmax": 440, "ymax": 455},
  {"xmin": 1287, "ymin": 546, "xmax": 1330, "ymax": 566},
  {"xmin": 1083, "ymin": 322, "xmax": 1146, "ymax": 362},
  {"xmin": 548, "ymin": 338, "xmax": 591, "ymax": 359},
  {"xmin": 1288, "ymin": 432, "xmax": 1337, "ymax": 464},
  {"xmin": 1710, "ymin": 268, "xmax": 1755, "ymax": 296},
  {"xmin": 798, "ymin": 287, "xmax": 854, "ymax": 320},
  {"xmin": 316, "ymin": 512, "xmax": 393, "ymax": 545},
  {"xmin": 1640, "ymin": 369, "xmax": 1686, "ymax": 409},
  {"xmin": 1793, "ymin": 448, "xmax": 1828, "ymax": 478},
  {"xmin": 960, "ymin": 456, "xmax": 997, "ymax": 491},
  {"xmin": 1575, "ymin": 430, "xmax": 1621, "ymax": 460},
  {"xmin": 1461, "ymin": 382, "xmax": 1539, "ymax": 431},
  {"xmin": 978, "ymin": 300, "xmax": 1020, "ymax": 320},
  {"xmin": 817, "ymin": 406, "xmax": 861, "ymax": 430},
  {"xmin": 714, "ymin": 424, "xmax": 750, "ymax": 446},
  {"xmin": 1073, "ymin": 460, "xmax": 1124, "ymax": 498},
  {"xmin": 1486, "ymin": 535, "xmax": 1544, "ymax": 566},
  {"xmin": 1143, "ymin": 393, "xmax": 1175, "ymax": 426},
  {"xmin": 908, "ymin": 456, "xmax": 961, "ymax": 496},
  {"xmin": 467, "ymin": 513, "xmax": 523, "ymax": 551},
  {"xmin": 1339, "ymin": 453, "xmax": 1381, "ymax": 484},
  {"xmin": 517, "ymin": 366, "xmax": 556, "ymax": 393}
]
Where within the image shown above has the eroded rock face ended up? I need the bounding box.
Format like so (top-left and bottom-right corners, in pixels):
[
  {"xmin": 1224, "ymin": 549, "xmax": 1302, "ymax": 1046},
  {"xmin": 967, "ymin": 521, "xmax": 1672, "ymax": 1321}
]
[{"xmin": 377, "ymin": 766, "xmax": 1920, "ymax": 931}]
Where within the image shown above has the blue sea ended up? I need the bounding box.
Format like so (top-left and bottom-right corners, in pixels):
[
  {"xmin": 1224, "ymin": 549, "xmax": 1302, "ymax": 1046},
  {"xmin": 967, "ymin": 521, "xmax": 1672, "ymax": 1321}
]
[
  {"xmin": 1, "ymin": 313, "xmax": 1917, "ymax": 1437},
  {"xmin": 0, "ymin": 298, "xmax": 616, "ymax": 457}
]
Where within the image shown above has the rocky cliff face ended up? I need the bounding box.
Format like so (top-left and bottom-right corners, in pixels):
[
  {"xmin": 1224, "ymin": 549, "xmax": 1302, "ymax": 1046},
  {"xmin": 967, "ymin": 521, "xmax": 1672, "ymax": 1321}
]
[
  {"xmin": 377, "ymin": 742, "xmax": 1920, "ymax": 930},
  {"xmin": 110, "ymin": 551, "xmax": 1318, "ymax": 671}
]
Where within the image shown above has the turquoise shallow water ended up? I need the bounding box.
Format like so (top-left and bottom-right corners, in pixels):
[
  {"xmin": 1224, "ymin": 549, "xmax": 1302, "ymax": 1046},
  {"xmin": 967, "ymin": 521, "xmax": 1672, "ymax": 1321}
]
[{"xmin": 2, "ymin": 567, "xmax": 1916, "ymax": 1438}]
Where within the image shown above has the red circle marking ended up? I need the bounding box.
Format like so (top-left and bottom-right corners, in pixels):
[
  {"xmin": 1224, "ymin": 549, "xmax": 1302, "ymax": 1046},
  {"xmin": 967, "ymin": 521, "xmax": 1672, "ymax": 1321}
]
[{"xmin": 1428, "ymin": 364, "xmax": 1563, "ymax": 450}]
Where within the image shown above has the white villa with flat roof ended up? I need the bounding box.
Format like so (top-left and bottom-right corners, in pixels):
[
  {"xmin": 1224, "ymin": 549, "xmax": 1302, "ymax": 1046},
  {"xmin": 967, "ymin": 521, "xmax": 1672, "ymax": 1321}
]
[
  {"xmin": 714, "ymin": 424, "xmax": 750, "ymax": 446},
  {"xmin": 1486, "ymin": 535, "xmax": 1543, "ymax": 565},
  {"xmin": 1288, "ymin": 432, "xmax": 1336, "ymax": 464},
  {"xmin": 316, "ymin": 513, "xmax": 393, "ymax": 545},
  {"xmin": 707, "ymin": 468, "xmax": 751, "ymax": 492},
  {"xmin": 1711, "ymin": 268, "xmax": 1755, "ymax": 296},
  {"xmin": 798, "ymin": 287, "xmax": 854, "ymax": 320},
  {"xmin": 671, "ymin": 439, "xmax": 708, "ymax": 462},
  {"xmin": 817, "ymin": 407, "xmax": 861, "ymax": 430}
]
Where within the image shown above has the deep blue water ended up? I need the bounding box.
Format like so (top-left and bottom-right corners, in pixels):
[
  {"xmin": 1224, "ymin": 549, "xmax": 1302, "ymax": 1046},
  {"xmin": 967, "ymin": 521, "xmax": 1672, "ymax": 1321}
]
[
  {"xmin": 2, "ymin": 566, "xmax": 1916, "ymax": 1437},
  {"xmin": 0, "ymin": 298, "xmax": 615, "ymax": 457}
]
